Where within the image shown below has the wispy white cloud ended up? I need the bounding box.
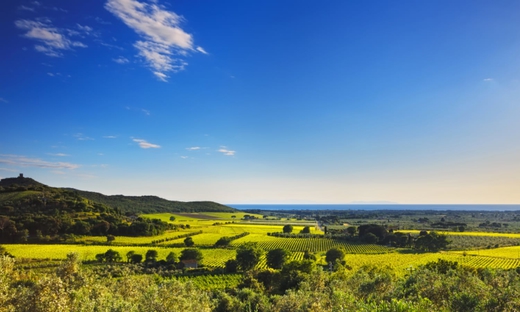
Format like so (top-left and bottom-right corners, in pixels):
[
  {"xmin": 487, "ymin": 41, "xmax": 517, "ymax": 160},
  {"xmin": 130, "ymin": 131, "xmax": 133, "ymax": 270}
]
[
  {"xmin": 133, "ymin": 138, "xmax": 160, "ymax": 149},
  {"xmin": 186, "ymin": 146, "xmax": 201, "ymax": 151},
  {"xmin": 15, "ymin": 19, "xmax": 88, "ymax": 57},
  {"xmin": 18, "ymin": 5, "xmax": 36, "ymax": 12},
  {"xmin": 218, "ymin": 147, "xmax": 236, "ymax": 156},
  {"xmin": 94, "ymin": 17, "xmax": 112, "ymax": 25},
  {"xmin": 483, "ymin": 78, "xmax": 493, "ymax": 82},
  {"xmin": 142, "ymin": 109, "xmax": 150, "ymax": 116},
  {"xmin": 76, "ymin": 24, "xmax": 93, "ymax": 35},
  {"xmin": 113, "ymin": 56, "xmax": 129, "ymax": 64},
  {"xmin": 74, "ymin": 133, "xmax": 94, "ymax": 141},
  {"xmin": 196, "ymin": 46, "xmax": 208, "ymax": 54},
  {"xmin": 105, "ymin": 0, "xmax": 206, "ymax": 81},
  {"xmin": 47, "ymin": 153, "xmax": 70, "ymax": 157},
  {"xmin": 51, "ymin": 7, "xmax": 68, "ymax": 13},
  {"xmin": 180, "ymin": 156, "xmax": 188, "ymax": 159},
  {"xmin": 91, "ymin": 164, "xmax": 109, "ymax": 168},
  {"xmin": 0, "ymin": 168, "xmax": 18, "ymax": 172},
  {"xmin": 153, "ymin": 71, "xmax": 168, "ymax": 82},
  {"xmin": 0, "ymin": 154, "xmax": 80, "ymax": 169},
  {"xmin": 0, "ymin": 98, "xmax": 8, "ymax": 104},
  {"xmin": 103, "ymin": 135, "xmax": 118, "ymax": 139}
]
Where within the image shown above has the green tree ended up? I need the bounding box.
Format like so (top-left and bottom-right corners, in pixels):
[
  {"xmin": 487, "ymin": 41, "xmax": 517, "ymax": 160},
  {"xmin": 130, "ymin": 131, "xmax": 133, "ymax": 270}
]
[
  {"xmin": 225, "ymin": 259, "xmax": 239, "ymax": 273},
  {"xmin": 180, "ymin": 248, "xmax": 203, "ymax": 262},
  {"xmin": 362, "ymin": 232, "xmax": 379, "ymax": 244},
  {"xmin": 358, "ymin": 224, "xmax": 388, "ymax": 242},
  {"xmin": 130, "ymin": 254, "xmax": 143, "ymax": 263},
  {"xmin": 184, "ymin": 236, "xmax": 194, "ymax": 247},
  {"xmin": 267, "ymin": 248, "xmax": 290, "ymax": 269},
  {"xmin": 236, "ymin": 242, "xmax": 264, "ymax": 271},
  {"xmin": 126, "ymin": 250, "xmax": 135, "ymax": 263},
  {"xmin": 346, "ymin": 226, "xmax": 357, "ymax": 236},
  {"xmin": 325, "ymin": 248, "xmax": 345, "ymax": 267},
  {"xmin": 300, "ymin": 226, "xmax": 311, "ymax": 234},
  {"xmin": 283, "ymin": 224, "xmax": 293, "ymax": 233},
  {"xmin": 415, "ymin": 231, "xmax": 450, "ymax": 251},
  {"xmin": 303, "ymin": 250, "xmax": 316, "ymax": 261},
  {"xmin": 166, "ymin": 252, "xmax": 178, "ymax": 264},
  {"xmin": 0, "ymin": 245, "xmax": 11, "ymax": 256},
  {"xmin": 278, "ymin": 259, "xmax": 317, "ymax": 293},
  {"xmin": 104, "ymin": 249, "xmax": 121, "ymax": 262},
  {"xmin": 106, "ymin": 234, "xmax": 115, "ymax": 243},
  {"xmin": 215, "ymin": 236, "xmax": 232, "ymax": 247},
  {"xmin": 145, "ymin": 249, "xmax": 158, "ymax": 262}
]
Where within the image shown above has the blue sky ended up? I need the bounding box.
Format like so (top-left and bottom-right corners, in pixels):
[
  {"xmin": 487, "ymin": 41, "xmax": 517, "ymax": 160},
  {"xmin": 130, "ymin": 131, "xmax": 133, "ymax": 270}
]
[{"xmin": 1, "ymin": 0, "xmax": 520, "ymax": 204}]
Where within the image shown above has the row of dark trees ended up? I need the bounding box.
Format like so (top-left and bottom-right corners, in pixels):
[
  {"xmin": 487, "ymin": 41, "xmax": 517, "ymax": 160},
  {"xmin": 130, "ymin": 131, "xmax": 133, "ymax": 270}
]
[
  {"xmin": 276, "ymin": 223, "xmax": 450, "ymax": 251},
  {"xmin": 356, "ymin": 224, "xmax": 450, "ymax": 251},
  {"xmin": 214, "ymin": 232, "xmax": 249, "ymax": 247},
  {"xmin": 282, "ymin": 224, "xmax": 311, "ymax": 234},
  {"xmin": 0, "ymin": 215, "xmax": 173, "ymax": 243},
  {"xmin": 95, "ymin": 248, "xmax": 203, "ymax": 266}
]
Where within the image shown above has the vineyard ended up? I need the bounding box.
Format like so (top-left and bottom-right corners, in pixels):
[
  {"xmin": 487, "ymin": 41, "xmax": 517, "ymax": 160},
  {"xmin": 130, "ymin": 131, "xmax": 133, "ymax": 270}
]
[
  {"xmin": 232, "ymin": 236, "xmax": 390, "ymax": 253},
  {"xmin": 451, "ymin": 245, "xmax": 520, "ymax": 258},
  {"xmin": 6, "ymin": 211, "xmax": 520, "ymax": 276},
  {"xmin": 175, "ymin": 274, "xmax": 242, "ymax": 289}
]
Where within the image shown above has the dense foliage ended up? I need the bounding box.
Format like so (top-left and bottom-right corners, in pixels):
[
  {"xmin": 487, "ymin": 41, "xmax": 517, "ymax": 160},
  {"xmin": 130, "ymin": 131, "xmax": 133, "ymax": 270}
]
[
  {"xmin": 0, "ymin": 176, "xmax": 223, "ymax": 242},
  {"xmin": 70, "ymin": 189, "xmax": 235, "ymax": 213},
  {"xmin": 3, "ymin": 254, "xmax": 520, "ymax": 311}
]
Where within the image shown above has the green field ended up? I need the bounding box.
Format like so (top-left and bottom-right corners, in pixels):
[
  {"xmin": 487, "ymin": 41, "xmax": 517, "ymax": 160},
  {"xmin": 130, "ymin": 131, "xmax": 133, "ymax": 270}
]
[
  {"xmin": 6, "ymin": 215, "xmax": 520, "ymax": 275},
  {"xmin": 402, "ymin": 229, "xmax": 520, "ymax": 238},
  {"xmin": 76, "ymin": 230, "xmax": 197, "ymax": 245},
  {"xmin": 4, "ymin": 244, "xmax": 237, "ymax": 267}
]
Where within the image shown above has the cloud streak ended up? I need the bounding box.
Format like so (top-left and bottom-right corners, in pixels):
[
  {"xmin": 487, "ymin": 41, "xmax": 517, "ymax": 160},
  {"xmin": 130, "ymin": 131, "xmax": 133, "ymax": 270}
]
[
  {"xmin": 105, "ymin": 0, "xmax": 206, "ymax": 81},
  {"xmin": 0, "ymin": 154, "xmax": 80, "ymax": 169},
  {"xmin": 15, "ymin": 19, "xmax": 88, "ymax": 57},
  {"xmin": 218, "ymin": 147, "xmax": 236, "ymax": 156},
  {"xmin": 74, "ymin": 133, "xmax": 94, "ymax": 141},
  {"xmin": 133, "ymin": 138, "xmax": 160, "ymax": 149},
  {"xmin": 113, "ymin": 56, "xmax": 129, "ymax": 64}
]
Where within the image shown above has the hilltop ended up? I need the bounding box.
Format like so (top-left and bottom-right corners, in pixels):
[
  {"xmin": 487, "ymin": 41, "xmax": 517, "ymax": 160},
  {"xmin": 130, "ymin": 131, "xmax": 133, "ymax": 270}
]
[
  {"xmin": 0, "ymin": 174, "xmax": 235, "ymax": 214},
  {"xmin": 68, "ymin": 190, "xmax": 235, "ymax": 214},
  {"xmin": 0, "ymin": 174, "xmax": 235, "ymax": 243}
]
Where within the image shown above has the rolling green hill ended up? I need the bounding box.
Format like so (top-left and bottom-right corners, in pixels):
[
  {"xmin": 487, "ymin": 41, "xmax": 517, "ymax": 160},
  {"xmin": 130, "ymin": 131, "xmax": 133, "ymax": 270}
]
[
  {"xmin": 0, "ymin": 175, "xmax": 235, "ymax": 243},
  {"xmin": 0, "ymin": 175, "xmax": 235, "ymax": 215},
  {"xmin": 69, "ymin": 189, "xmax": 236, "ymax": 214}
]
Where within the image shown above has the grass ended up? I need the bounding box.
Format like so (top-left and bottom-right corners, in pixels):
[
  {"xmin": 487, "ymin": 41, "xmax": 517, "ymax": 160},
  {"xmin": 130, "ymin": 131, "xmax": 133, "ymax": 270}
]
[
  {"xmin": 4, "ymin": 244, "xmax": 235, "ymax": 267},
  {"xmin": 451, "ymin": 246, "xmax": 520, "ymax": 258},
  {"xmin": 6, "ymin": 242, "xmax": 520, "ymax": 273},
  {"xmin": 0, "ymin": 190, "xmax": 41, "ymax": 201},
  {"xmin": 401, "ymin": 230, "xmax": 520, "ymax": 238},
  {"xmin": 75, "ymin": 230, "xmax": 197, "ymax": 245},
  {"xmin": 8, "ymin": 222, "xmax": 520, "ymax": 274}
]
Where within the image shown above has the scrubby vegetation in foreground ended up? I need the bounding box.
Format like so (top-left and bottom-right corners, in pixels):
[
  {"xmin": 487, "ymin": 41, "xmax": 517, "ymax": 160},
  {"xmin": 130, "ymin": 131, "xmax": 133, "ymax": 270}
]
[{"xmin": 2, "ymin": 254, "xmax": 520, "ymax": 311}]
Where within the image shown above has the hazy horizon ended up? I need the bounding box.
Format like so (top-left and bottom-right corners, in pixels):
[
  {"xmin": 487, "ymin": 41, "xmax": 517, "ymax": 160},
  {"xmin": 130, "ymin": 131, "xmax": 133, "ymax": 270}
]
[{"xmin": 1, "ymin": 1, "xmax": 519, "ymax": 204}]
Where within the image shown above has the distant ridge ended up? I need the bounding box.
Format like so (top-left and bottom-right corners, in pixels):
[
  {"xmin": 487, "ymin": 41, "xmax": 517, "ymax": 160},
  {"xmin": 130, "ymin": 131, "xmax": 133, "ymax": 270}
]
[
  {"xmin": 348, "ymin": 201, "xmax": 399, "ymax": 205},
  {"xmin": 69, "ymin": 189, "xmax": 236, "ymax": 214},
  {"xmin": 0, "ymin": 174, "xmax": 235, "ymax": 214},
  {"xmin": 0, "ymin": 174, "xmax": 236, "ymax": 241}
]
